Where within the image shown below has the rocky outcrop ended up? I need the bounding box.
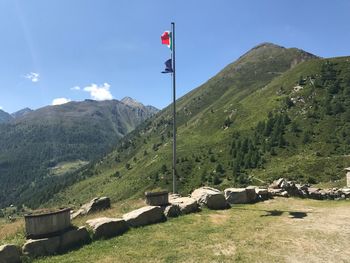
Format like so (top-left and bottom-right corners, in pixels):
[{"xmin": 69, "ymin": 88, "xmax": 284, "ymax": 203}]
[
  {"xmin": 224, "ymin": 188, "xmax": 248, "ymax": 204},
  {"xmin": 0, "ymin": 244, "xmax": 21, "ymax": 263},
  {"xmin": 169, "ymin": 195, "xmax": 200, "ymax": 215},
  {"xmin": 123, "ymin": 206, "xmax": 166, "ymax": 227},
  {"xmin": 71, "ymin": 197, "xmax": 111, "ymax": 218},
  {"xmin": 86, "ymin": 217, "xmax": 128, "ymax": 239},
  {"xmin": 191, "ymin": 187, "xmax": 228, "ymax": 210}
]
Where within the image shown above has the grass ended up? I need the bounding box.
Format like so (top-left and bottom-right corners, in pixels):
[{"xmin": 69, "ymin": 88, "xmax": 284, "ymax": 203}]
[
  {"xmin": 49, "ymin": 160, "xmax": 89, "ymax": 177},
  {"xmin": 1, "ymin": 198, "xmax": 347, "ymax": 263}
]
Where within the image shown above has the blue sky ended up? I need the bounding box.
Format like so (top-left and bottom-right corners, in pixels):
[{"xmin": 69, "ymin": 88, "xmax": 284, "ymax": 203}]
[{"xmin": 0, "ymin": 0, "xmax": 349, "ymax": 113}]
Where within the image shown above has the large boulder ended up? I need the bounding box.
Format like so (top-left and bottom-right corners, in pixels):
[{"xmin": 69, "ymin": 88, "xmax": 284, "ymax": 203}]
[
  {"xmin": 123, "ymin": 206, "xmax": 166, "ymax": 227},
  {"xmin": 255, "ymin": 188, "xmax": 269, "ymax": 200},
  {"xmin": 169, "ymin": 195, "xmax": 200, "ymax": 215},
  {"xmin": 59, "ymin": 227, "xmax": 91, "ymax": 251},
  {"xmin": 0, "ymin": 244, "xmax": 21, "ymax": 263},
  {"xmin": 22, "ymin": 236, "xmax": 60, "ymax": 257},
  {"xmin": 86, "ymin": 217, "xmax": 129, "ymax": 239},
  {"xmin": 246, "ymin": 186, "xmax": 257, "ymax": 203},
  {"xmin": 163, "ymin": 204, "xmax": 181, "ymax": 217},
  {"xmin": 224, "ymin": 188, "xmax": 248, "ymax": 204},
  {"xmin": 72, "ymin": 197, "xmax": 111, "ymax": 218},
  {"xmin": 191, "ymin": 187, "xmax": 228, "ymax": 210}
]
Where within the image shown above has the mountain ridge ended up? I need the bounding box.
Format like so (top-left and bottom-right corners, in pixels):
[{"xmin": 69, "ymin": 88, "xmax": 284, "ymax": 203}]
[
  {"xmin": 44, "ymin": 43, "xmax": 348, "ymax": 209},
  {"xmin": 0, "ymin": 98, "xmax": 159, "ymax": 208}
]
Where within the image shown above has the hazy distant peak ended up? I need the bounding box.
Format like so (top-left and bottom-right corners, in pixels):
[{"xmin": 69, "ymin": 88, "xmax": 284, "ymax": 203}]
[
  {"xmin": 11, "ymin": 107, "xmax": 33, "ymax": 119},
  {"xmin": 121, "ymin": 97, "xmax": 144, "ymax": 108}
]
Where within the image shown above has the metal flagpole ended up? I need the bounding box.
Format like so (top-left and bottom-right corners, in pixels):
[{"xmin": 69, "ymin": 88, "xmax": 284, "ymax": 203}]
[{"xmin": 171, "ymin": 22, "xmax": 177, "ymax": 194}]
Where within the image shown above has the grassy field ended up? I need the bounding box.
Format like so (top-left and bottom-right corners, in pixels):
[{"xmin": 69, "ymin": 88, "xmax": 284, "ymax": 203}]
[{"xmin": 1, "ymin": 197, "xmax": 347, "ymax": 263}]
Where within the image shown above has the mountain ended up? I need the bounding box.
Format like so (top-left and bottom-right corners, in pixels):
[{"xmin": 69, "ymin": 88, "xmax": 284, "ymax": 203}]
[
  {"xmin": 0, "ymin": 99, "xmax": 158, "ymax": 208},
  {"xmin": 46, "ymin": 43, "xmax": 350, "ymax": 208},
  {"xmin": 0, "ymin": 109, "xmax": 12, "ymax": 123},
  {"xmin": 11, "ymin": 107, "xmax": 33, "ymax": 119},
  {"xmin": 121, "ymin": 97, "xmax": 159, "ymax": 115}
]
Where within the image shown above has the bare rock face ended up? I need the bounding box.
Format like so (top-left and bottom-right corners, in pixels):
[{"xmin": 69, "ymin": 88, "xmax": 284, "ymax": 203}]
[
  {"xmin": 86, "ymin": 217, "xmax": 128, "ymax": 239},
  {"xmin": 0, "ymin": 244, "xmax": 21, "ymax": 263},
  {"xmin": 191, "ymin": 187, "xmax": 228, "ymax": 210},
  {"xmin": 72, "ymin": 197, "xmax": 111, "ymax": 218},
  {"xmin": 22, "ymin": 236, "xmax": 60, "ymax": 258},
  {"xmin": 59, "ymin": 227, "xmax": 91, "ymax": 251},
  {"xmin": 123, "ymin": 206, "xmax": 166, "ymax": 227},
  {"xmin": 224, "ymin": 188, "xmax": 248, "ymax": 204},
  {"xmin": 169, "ymin": 195, "xmax": 200, "ymax": 215}
]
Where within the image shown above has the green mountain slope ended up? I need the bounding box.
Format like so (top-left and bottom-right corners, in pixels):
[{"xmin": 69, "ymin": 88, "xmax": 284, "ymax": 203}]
[
  {"xmin": 0, "ymin": 98, "xmax": 158, "ymax": 208},
  {"xmin": 46, "ymin": 43, "xmax": 350, "ymax": 208}
]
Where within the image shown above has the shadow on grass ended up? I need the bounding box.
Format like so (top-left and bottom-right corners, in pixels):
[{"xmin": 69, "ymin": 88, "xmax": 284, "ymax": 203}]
[{"xmin": 232, "ymin": 207, "xmax": 309, "ymax": 219}]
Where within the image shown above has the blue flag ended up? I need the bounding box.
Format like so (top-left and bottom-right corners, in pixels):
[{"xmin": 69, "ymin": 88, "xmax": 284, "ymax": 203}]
[{"xmin": 161, "ymin": 59, "xmax": 173, "ymax": 73}]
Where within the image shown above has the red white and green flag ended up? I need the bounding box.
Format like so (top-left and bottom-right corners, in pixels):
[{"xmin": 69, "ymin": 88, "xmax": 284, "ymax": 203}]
[{"xmin": 161, "ymin": 31, "xmax": 172, "ymax": 50}]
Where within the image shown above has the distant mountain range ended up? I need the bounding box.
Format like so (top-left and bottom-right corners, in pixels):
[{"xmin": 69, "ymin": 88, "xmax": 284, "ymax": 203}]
[
  {"xmin": 0, "ymin": 98, "xmax": 158, "ymax": 208},
  {"xmin": 45, "ymin": 42, "xmax": 350, "ymax": 209}
]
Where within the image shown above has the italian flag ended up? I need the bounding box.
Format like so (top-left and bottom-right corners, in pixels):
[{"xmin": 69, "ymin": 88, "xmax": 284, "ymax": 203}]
[{"xmin": 161, "ymin": 31, "xmax": 172, "ymax": 50}]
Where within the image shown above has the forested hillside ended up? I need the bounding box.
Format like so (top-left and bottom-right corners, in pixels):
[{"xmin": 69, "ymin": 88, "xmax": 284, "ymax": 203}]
[
  {"xmin": 45, "ymin": 43, "xmax": 350, "ymax": 208},
  {"xmin": 0, "ymin": 98, "xmax": 158, "ymax": 208}
]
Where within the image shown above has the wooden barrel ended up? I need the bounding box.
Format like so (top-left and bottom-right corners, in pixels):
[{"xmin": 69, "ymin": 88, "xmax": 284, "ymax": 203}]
[
  {"xmin": 24, "ymin": 208, "xmax": 71, "ymax": 239},
  {"xmin": 145, "ymin": 191, "xmax": 169, "ymax": 206}
]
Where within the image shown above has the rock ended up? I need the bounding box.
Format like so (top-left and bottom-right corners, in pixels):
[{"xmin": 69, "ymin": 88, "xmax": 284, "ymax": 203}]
[
  {"xmin": 246, "ymin": 186, "xmax": 257, "ymax": 203},
  {"xmin": 224, "ymin": 188, "xmax": 248, "ymax": 204},
  {"xmin": 307, "ymin": 188, "xmax": 321, "ymax": 199},
  {"xmin": 59, "ymin": 227, "xmax": 90, "ymax": 251},
  {"xmin": 86, "ymin": 217, "xmax": 128, "ymax": 239},
  {"xmin": 72, "ymin": 197, "xmax": 111, "ymax": 218},
  {"xmin": 191, "ymin": 187, "xmax": 228, "ymax": 209},
  {"xmin": 123, "ymin": 206, "xmax": 166, "ymax": 227},
  {"xmin": 269, "ymin": 178, "xmax": 286, "ymax": 189},
  {"xmin": 169, "ymin": 195, "xmax": 200, "ymax": 214},
  {"xmin": 22, "ymin": 236, "xmax": 60, "ymax": 257},
  {"xmin": 0, "ymin": 244, "xmax": 21, "ymax": 263},
  {"xmin": 255, "ymin": 188, "xmax": 269, "ymax": 200},
  {"xmin": 163, "ymin": 204, "xmax": 181, "ymax": 217},
  {"xmin": 268, "ymin": 188, "xmax": 288, "ymax": 197}
]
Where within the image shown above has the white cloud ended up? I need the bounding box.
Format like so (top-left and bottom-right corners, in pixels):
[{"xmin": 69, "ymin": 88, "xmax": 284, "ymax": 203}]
[
  {"xmin": 71, "ymin": 86, "xmax": 81, "ymax": 91},
  {"xmin": 24, "ymin": 72, "xmax": 40, "ymax": 83},
  {"xmin": 0, "ymin": 106, "xmax": 3, "ymax": 110},
  {"xmin": 52, "ymin": 97, "xmax": 71, "ymax": 106},
  {"xmin": 83, "ymin": 83, "xmax": 113, "ymax": 101}
]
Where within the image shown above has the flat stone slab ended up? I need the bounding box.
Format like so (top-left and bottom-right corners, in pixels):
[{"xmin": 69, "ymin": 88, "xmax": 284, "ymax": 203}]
[
  {"xmin": 86, "ymin": 217, "xmax": 128, "ymax": 239},
  {"xmin": 224, "ymin": 188, "xmax": 248, "ymax": 204},
  {"xmin": 0, "ymin": 244, "xmax": 21, "ymax": 263},
  {"xmin": 123, "ymin": 206, "xmax": 166, "ymax": 227},
  {"xmin": 169, "ymin": 196, "xmax": 200, "ymax": 214},
  {"xmin": 191, "ymin": 187, "xmax": 228, "ymax": 210},
  {"xmin": 22, "ymin": 236, "xmax": 60, "ymax": 258}
]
